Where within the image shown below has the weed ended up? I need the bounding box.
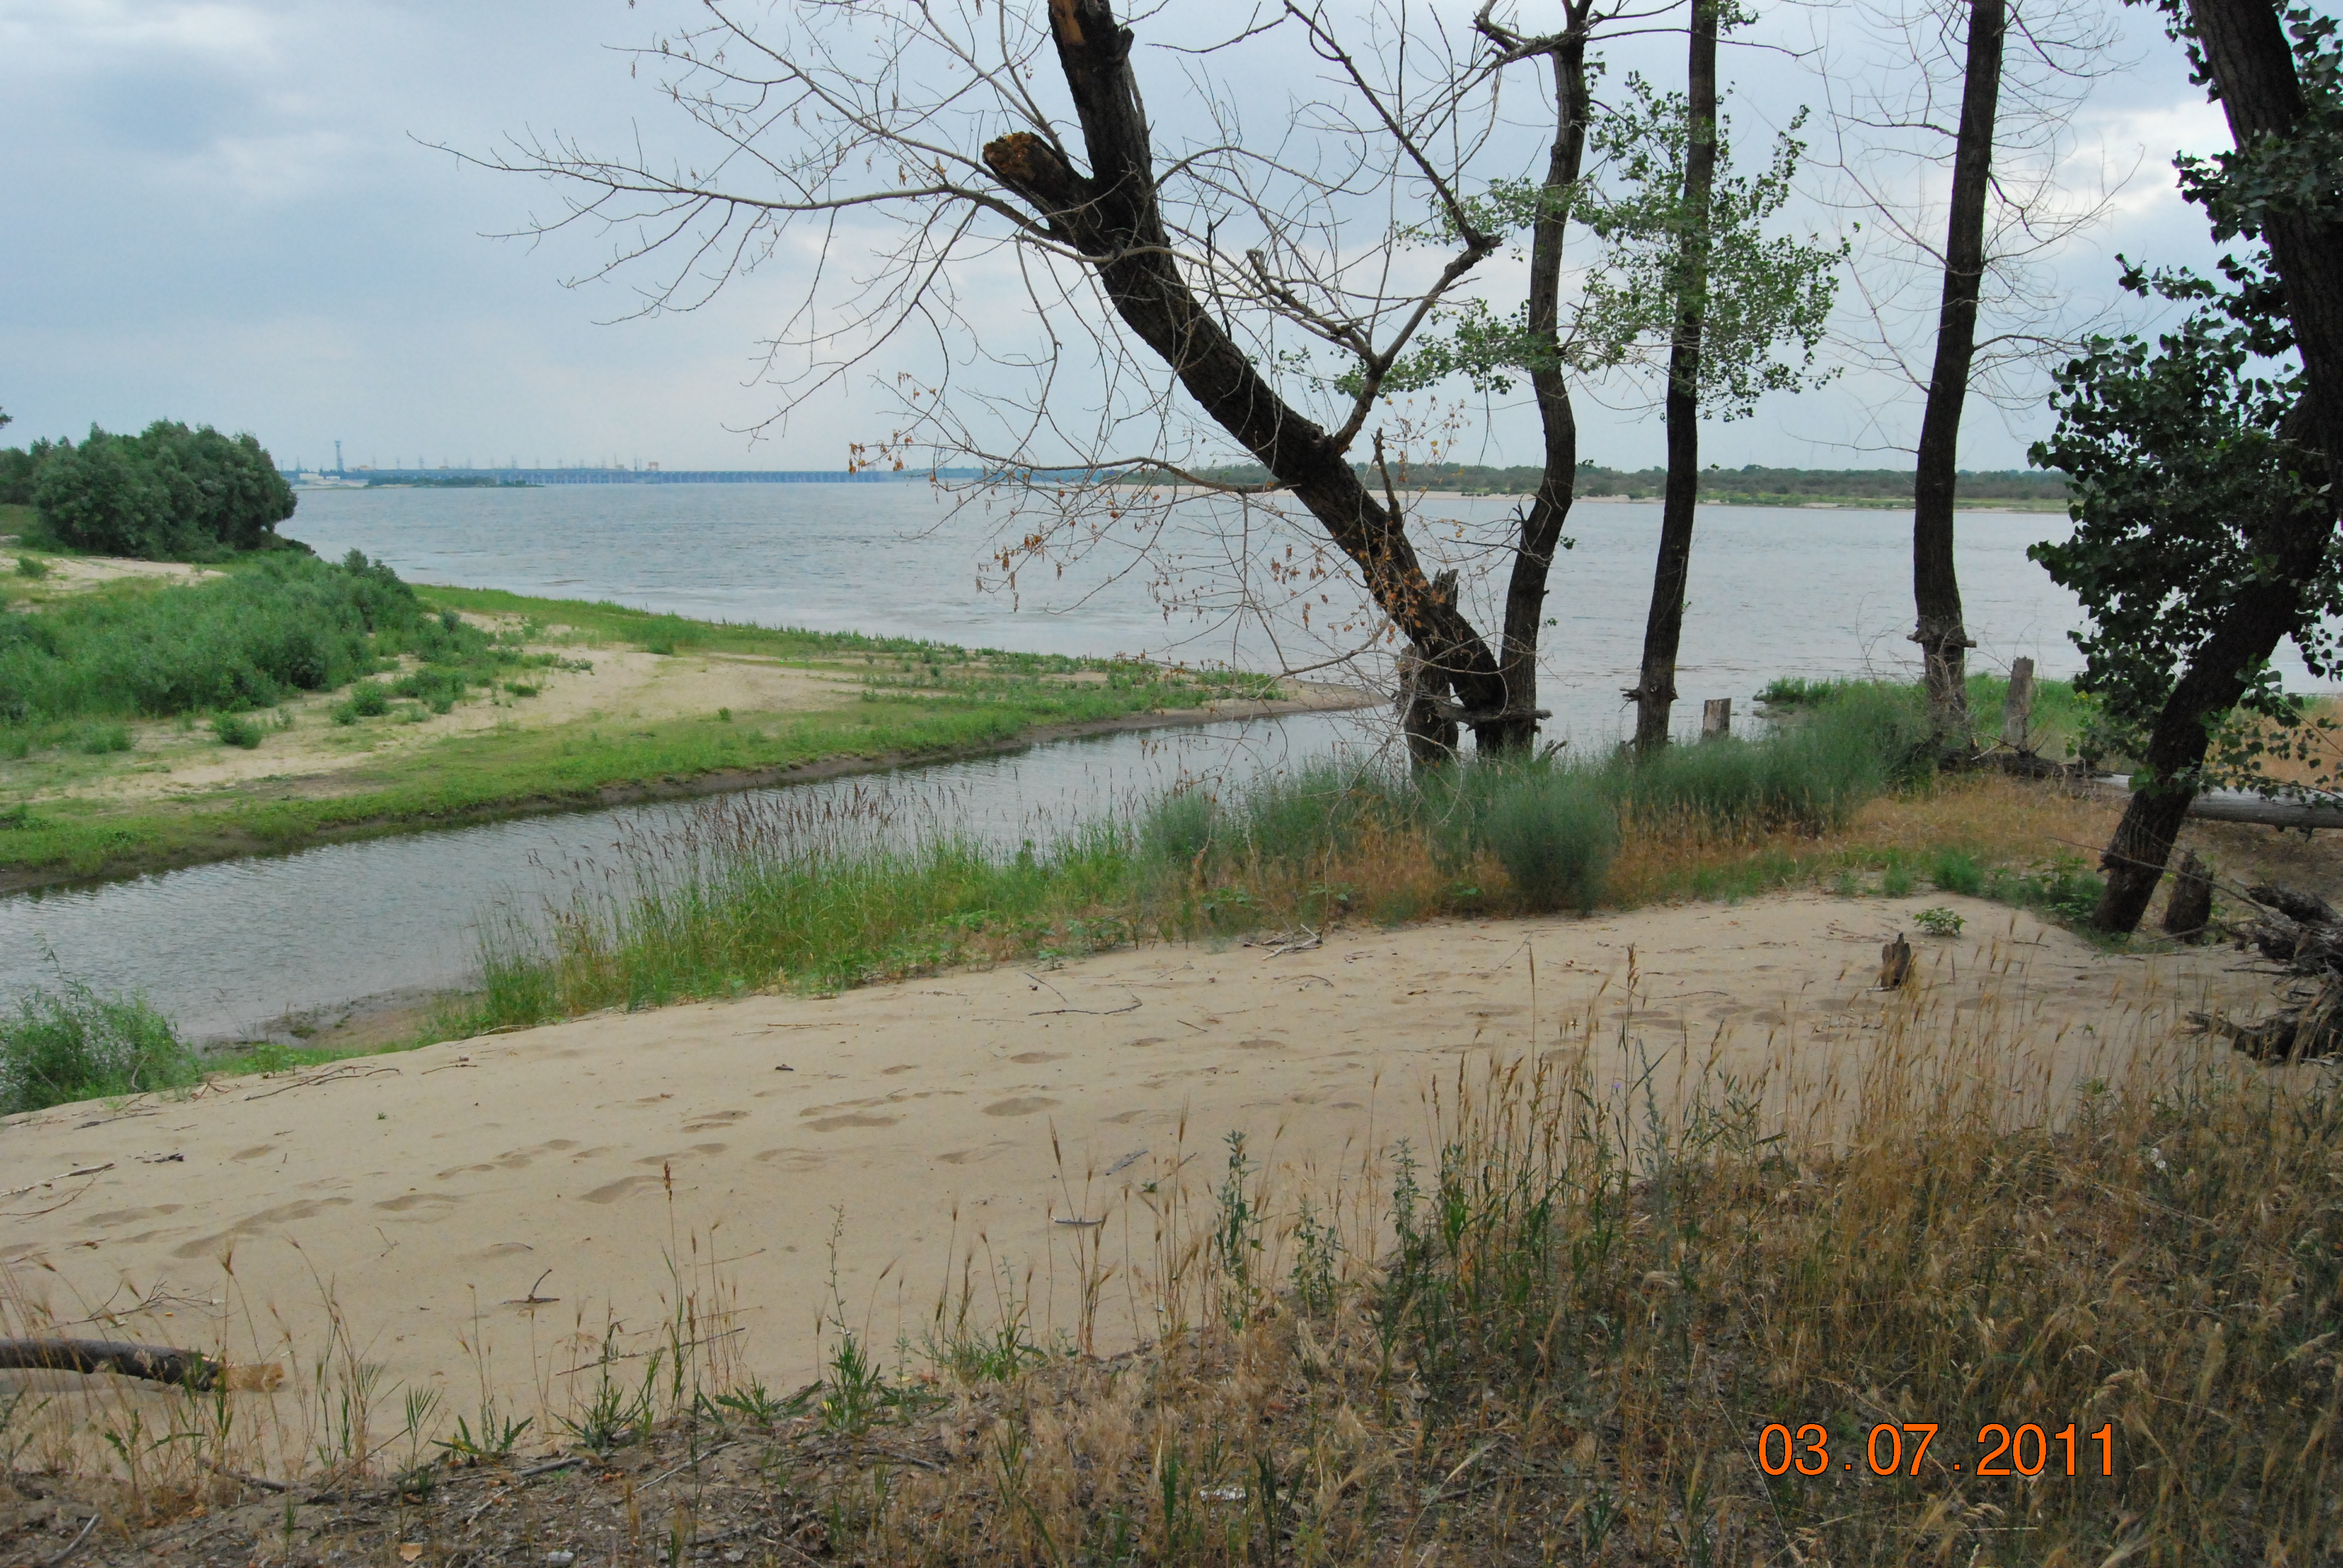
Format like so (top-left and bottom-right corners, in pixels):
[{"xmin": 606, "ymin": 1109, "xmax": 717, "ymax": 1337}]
[
  {"xmin": 433, "ymin": 1405, "xmax": 531, "ymax": 1464},
  {"xmin": 14, "ymin": 555, "xmax": 48, "ymax": 579},
  {"xmin": 1928, "ymin": 845, "xmax": 1985, "ymax": 895},
  {"xmin": 72, "ymin": 722, "xmax": 130, "ymax": 754},
  {"xmin": 211, "ymin": 713, "xmax": 264, "ymax": 748},
  {"xmin": 1913, "ymin": 905, "xmax": 1965, "ymax": 936},
  {"xmin": 0, "ymin": 979, "xmax": 197, "ymax": 1114}
]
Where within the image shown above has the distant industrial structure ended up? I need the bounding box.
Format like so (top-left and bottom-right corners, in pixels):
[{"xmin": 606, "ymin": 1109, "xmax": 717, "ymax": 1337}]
[{"xmin": 283, "ymin": 464, "xmax": 976, "ymax": 488}]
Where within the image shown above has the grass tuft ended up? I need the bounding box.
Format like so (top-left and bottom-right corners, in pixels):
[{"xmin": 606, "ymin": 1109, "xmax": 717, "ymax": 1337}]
[{"xmin": 0, "ymin": 979, "xmax": 198, "ymax": 1114}]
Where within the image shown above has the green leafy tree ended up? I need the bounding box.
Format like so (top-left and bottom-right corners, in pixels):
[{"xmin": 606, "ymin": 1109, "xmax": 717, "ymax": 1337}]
[
  {"xmin": 2037, "ymin": 0, "xmax": 2343, "ymax": 933},
  {"xmin": 1575, "ymin": 48, "xmax": 1844, "ymax": 751},
  {"xmin": 30, "ymin": 420, "xmax": 295, "ymax": 558}
]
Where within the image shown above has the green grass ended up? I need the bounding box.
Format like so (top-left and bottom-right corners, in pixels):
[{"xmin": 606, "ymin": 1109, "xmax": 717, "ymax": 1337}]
[
  {"xmin": 0, "ymin": 573, "xmax": 1292, "ymax": 886},
  {"xmin": 0, "ymin": 979, "xmax": 199, "ymax": 1114},
  {"xmin": 456, "ymin": 689, "xmax": 1945, "ymax": 1031}
]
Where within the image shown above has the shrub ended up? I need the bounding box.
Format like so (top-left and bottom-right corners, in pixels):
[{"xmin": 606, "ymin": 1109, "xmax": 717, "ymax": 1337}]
[
  {"xmin": 332, "ymin": 681, "xmax": 395, "ymax": 724},
  {"xmin": 0, "ymin": 550, "xmax": 506, "ymax": 728},
  {"xmin": 28, "ymin": 420, "xmax": 294, "ymax": 560},
  {"xmin": 1929, "ymin": 846, "xmax": 1984, "ymax": 895},
  {"xmin": 15, "ymin": 555, "xmax": 46, "ymax": 579},
  {"xmin": 1475, "ymin": 766, "xmax": 1616, "ymax": 912},
  {"xmin": 0, "ymin": 981, "xmax": 198, "ymax": 1114},
  {"xmin": 212, "ymin": 713, "xmax": 264, "ymax": 748},
  {"xmin": 73, "ymin": 722, "xmax": 130, "ymax": 754}
]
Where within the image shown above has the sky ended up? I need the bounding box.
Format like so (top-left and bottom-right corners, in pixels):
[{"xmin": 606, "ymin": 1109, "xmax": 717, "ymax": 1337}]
[{"xmin": 0, "ymin": 0, "xmax": 2240, "ymax": 475}]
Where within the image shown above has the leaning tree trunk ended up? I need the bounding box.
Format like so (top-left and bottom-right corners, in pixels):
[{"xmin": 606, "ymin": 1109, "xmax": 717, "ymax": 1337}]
[
  {"xmin": 2185, "ymin": 0, "xmax": 2343, "ymax": 498},
  {"xmin": 1484, "ymin": 13, "xmax": 1597, "ymax": 757},
  {"xmin": 1910, "ymin": 0, "xmax": 2005, "ymax": 740},
  {"xmin": 2094, "ymin": 438, "xmax": 2330, "ymax": 931},
  {"xmin": 1630, "ymin": 0, "xmax": 1719, "ymax": 753},
  {"xmin": 984, "ymin": 0, "xmax": 1541, "ymax": 746}
]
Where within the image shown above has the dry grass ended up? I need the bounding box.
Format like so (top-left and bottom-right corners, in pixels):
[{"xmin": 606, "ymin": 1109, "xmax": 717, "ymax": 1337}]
[{"xmin": 8, "ymin": 962, "xmax": 2338, "ymax": 1566}]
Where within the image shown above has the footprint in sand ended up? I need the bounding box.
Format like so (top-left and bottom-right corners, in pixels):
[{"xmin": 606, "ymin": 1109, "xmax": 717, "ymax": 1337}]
[
  {"xmin": 580, "ymin": 1174, "xmax": 664, "ymax": 1204},
  {"xmin": 752, "ymin": 1148, "xmax": 827, "ymax": 1169},
  {"xmin": 983, "ymin": 1096, "xmax": 1060, "ymax": 1118},
  {"xmin": 1011, "ymin": 1051, "xmax": 1066, "ymax": 1064},
  {"xmin": 86, "ymin": 1204, "xmax": 183, "ymax": 1226},
  {"xmin": 170, "ymin": 1197, "xmax": 355, "ymax": 1258},
  {"xmin": 230, "ymin": 1145, "xmax": 277, "ymax": 1161},
  {"xmin": 804, "ymin": 1114, "xmax": 899, "ymax": 1132},
  {"xmin": 1124, "ymin": 1037, "xmax": 1165, "ymax": 1048},
  {"xmin": 632, "ymin": 1143, "xmax": 730, "ymax": 1165},
  {"xmin": 1237, "ymin": 1038, "xmax": 1286, "ymax": 1051},
  {"xmin": 683, "ymin": 1111, "xmax": 747, "ymax": 1131},
  {"xmin": 373, "ymin": 1193, "xmax": 463, "ymax": 1220},
  {"xmin": 936, "ymin": 1143, "xmax": 1015, "ymax": 1165}
]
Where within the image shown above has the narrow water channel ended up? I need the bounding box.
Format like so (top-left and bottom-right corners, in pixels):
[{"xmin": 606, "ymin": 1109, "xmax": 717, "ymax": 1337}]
[{"xmin": 2, "ymin": 710, "xmax": 1372, "ymax": 1041}]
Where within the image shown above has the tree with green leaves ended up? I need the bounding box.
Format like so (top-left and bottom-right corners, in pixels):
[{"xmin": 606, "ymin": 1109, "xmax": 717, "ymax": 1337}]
[
  {"xmin": 1563, "ymin": 16, "xmax": 1842, "ymax": 750},
  {"xmin": 2035, "ymin": 0, "xmax": 2343, "ymax": 934},
  {"xmin": 28, "ymin": 421, "xmax": 295, "ymax": 560}
]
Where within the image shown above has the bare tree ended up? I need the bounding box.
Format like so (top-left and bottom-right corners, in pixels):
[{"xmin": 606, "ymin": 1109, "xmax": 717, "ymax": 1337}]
[
  {"xmin": 467, "ymin": 0, "xmax": 1700, "ymax": 758},
  {"xmin": 1815, "ymin": 0, "xmax": 2122, "ymax": 735}
]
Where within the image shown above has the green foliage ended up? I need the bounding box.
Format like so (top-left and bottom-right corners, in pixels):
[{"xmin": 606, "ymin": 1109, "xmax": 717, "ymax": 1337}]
[
  {"xmin": 2030, "ymin": 256, "xmax": 2334, "ymax": 782},
  {"xmin": 0, "ymin": 550, "xmax": 505, "ymax": 731},
  {"xmin": 73, "ymin": 723, "xmax": 130, "ymax": 755},
  {"xmin": 330, "ymin": 681, "xmax": 395, "ymax": 724},
  {"xmin": 27, "ymin": 420, "xmax": 295, "ymax": 559},
  {"xmin": 1567, "ymin": 79, "xmax": 1845, "ymax": 414},
  {"xmin": 1913, "ymin": 905, "xmax": 1966, "ymax": 936},
  {"xmin": 212, "ymin": 713, "xmax": 265, "ymax": 748},
  {"xmin": 14, "ymin": 555, "xmax": 47, "ymax": 580},
  {"xmin": 1471, "ymin": 766, "xmax": 1617, "ymax": 913},
  {"xmin": 0, "ymin": 980, "xmax": 198, "ymax": 1115}
]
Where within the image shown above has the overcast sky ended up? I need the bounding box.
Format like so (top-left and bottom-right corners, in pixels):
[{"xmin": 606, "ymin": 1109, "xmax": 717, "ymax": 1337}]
[{"xmin": 1, "ymin": 0, "xmax": 2236, "ymax": 474}]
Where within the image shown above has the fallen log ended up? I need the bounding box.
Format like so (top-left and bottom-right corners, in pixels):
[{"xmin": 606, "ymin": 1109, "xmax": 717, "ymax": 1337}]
[
  {"xmin": 2088, "ymin": 776, "xmax": 2343, "ymax": 829},
  {"xmin": 0, "ymin": 1338, "xmax": 226, "ymax": 1389}
]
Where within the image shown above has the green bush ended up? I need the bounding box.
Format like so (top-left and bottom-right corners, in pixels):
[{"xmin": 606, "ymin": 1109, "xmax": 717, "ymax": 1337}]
[
  {"xmin": 15, "ymin": 555, "xmax": 47, "ymax": 580},
  {"xmin": 1929, "ymin": 847, "xmax": 1985, "ymax": 895},
  {"xmin": 0, "ymin": 551, "xmax": 510, "ymax": 731},
  {"xmin": 25, "ymin": 420, "xmax": 293, "ymax": 560},
  {"xmin": 73, "ymin": 722, "xmax": 130, "ymax": 755},
  {"xmin": 212, "ymin": 713, "xmax": 264, "ymax": 748},
  {"xmin": 332, "ymin": 681, "xmax": 395, "ymax": 724},
  {"xmin": 1475, "ymin": 766, "xmax": 1617, "ymax": 912},
  {"xmin": 0, "ymin": 981, "xmax": 198, "ymax": 1114}
]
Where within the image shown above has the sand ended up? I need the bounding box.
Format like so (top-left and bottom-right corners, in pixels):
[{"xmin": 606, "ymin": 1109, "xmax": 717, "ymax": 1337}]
[{"xmin": 0, "ymin": 891, "xmax": 2276, "ymax": 1444}]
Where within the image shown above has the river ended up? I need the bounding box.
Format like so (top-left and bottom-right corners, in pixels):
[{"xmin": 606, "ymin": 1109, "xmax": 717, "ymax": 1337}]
[{"xmin": 0, "ymin": 482, "xmax": 2252, "ymax": 1040}]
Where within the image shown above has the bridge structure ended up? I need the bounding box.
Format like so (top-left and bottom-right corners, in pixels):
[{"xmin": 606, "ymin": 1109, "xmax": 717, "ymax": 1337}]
[{"xmin": 290, "ymin": 466, "xmax": 988, "ymax": 486}]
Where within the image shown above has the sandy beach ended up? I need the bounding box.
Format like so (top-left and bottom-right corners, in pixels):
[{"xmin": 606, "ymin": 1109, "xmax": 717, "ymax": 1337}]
[{"xmin": 0, "ymin": 891, "xmax": 2268, "ymax": 1440}]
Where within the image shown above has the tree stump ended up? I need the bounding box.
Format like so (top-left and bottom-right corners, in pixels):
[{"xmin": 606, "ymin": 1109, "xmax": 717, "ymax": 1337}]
[
  {"xmin": 1999, "ymin": 656, "xmax": 2035, "ymax": 752},
  {"xmin": 2163, "ymin": 850, "xmax": 2212, "ymax": 939},
  {"xmin": 1701, "ymin": 697, "xmax": 1732, "ymax": 739}
]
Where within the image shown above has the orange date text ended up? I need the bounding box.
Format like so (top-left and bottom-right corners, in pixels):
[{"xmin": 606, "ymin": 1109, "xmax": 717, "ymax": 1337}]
[{"xmin": 1755, "ymin": 1422, "xmax": 2113, "ymax": 1478}]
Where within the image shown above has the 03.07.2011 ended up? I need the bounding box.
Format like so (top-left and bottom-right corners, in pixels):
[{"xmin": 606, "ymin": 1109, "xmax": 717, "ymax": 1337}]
[{"xmin": 1756, "ymin": 1422, "xmax": 2114, "ymax": 1478}]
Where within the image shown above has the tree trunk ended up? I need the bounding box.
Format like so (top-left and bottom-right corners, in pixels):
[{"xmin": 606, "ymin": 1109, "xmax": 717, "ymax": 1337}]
[
  {"xmin": 2186, "ymin": 0, "xmax": 2343, "ymax": 499},
  {"xmin": 1910, "ymin": 0, "xmax": 2005, "ymax": 739},
  {"xmin": 1630, "ymin": 0, "xmax": 1719, "ymax": 753},
  {"xmin": 981, "ymin": 0, "xmax": 1516, "ymax": 730},
  {"xmin": 2093, "ymin": 440, "xmax": 2329, "ymax": 932},
  {"xmin": 1485, "ymin": 13, "xmax": 1596, "ymax": 757}
]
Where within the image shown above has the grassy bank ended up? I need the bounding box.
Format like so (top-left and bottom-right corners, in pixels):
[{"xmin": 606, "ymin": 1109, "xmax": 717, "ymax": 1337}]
[
  {"xmin": 0, "ymin": 563, "xmax": 1299, "ymax": 887},
  {"xmin": 454, "ymin": 681, "xmax": 2122, "ymax": 1033}
]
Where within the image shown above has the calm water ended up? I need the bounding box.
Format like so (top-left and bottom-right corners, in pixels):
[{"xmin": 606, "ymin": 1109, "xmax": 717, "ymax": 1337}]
[
  {"xmin": 12, "ymin": 483, "xmax": 2319, "ymax": 1037},
  {"xmin": 280, "ymin": 483, "xmax": 2129, "ymax": 743}
]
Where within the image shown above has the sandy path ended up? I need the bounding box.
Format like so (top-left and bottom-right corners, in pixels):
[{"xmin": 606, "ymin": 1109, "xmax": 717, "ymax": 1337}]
[{"xmin": 0, "ymin": 893, "xmax": 2268, "ymax": 1437}]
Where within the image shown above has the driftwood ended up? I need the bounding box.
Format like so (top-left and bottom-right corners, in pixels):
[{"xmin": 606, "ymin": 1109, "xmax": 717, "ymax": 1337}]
[
  {"xmin": 0, "ymin": 1338, "xmax": 226, "ymax": 1389},
  {"xmin": 1877, "ymin": 934, "xmax": 1913, "ymax": 990},
  {"xmin": 2196, "ymin": 882, "xmax": 2343, "ymax": 1060}
]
